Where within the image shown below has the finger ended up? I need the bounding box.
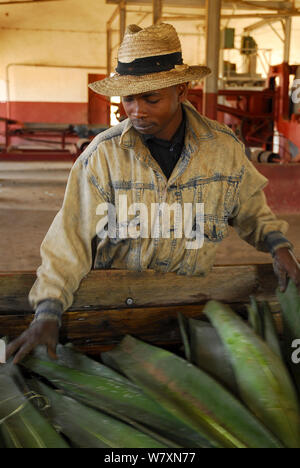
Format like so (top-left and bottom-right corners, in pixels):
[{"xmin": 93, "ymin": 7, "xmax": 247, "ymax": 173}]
[
  {"xmin": 278, "ymin": 271, "xmax": 288, "ymax": 292},
  {"xmin": 6, "ymin": 334, "xmax": 26, "ymax": 361},
  {"xmin": 47, "ymin": 343, "xmax": 58, "ymax": 360},
  {"xmin": 48, "ymin": 330, "xmax": 59, "ymax": 361},
  {"xmin": 273, "ymin": 257, "xmax": 288, "ymax": 292},
  {"xmin": 287, "ymin": 249, "xmax": 300, "ymax": 268},
  {"xmin": 12, "ymin": 341, "xmax": 36, "ymax": 365}
]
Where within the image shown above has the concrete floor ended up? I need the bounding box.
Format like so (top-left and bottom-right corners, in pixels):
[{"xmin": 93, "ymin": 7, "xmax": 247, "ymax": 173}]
[{"xmin": 0, "ymin": 161, "xmax": 299, "ymax": 271}]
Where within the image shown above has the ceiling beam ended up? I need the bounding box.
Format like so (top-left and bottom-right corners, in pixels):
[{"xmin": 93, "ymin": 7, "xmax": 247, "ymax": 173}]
[
  {"xmin": 161, "ymin": 12, "xmax": 300, "ymax": 21},
  {"xmin": 223, "ymin": 0, "xmax": 293, "ymax": 11},
  {"xmin": 106, "ymin": 0, "xmax": 295, "ymax": 11},
  {"xmin": 0, "ymin": 0, "xmax": 65, "ymax": 5},
  {"xmin": 244, "ymin": 18, "xmax": 277, "ymax": 31}
]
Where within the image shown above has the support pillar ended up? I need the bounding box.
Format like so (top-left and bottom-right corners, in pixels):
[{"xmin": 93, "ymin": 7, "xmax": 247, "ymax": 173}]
[
  {"xmin": 106, "ymin": 27, "xmax": 112, "ymax": 77},
  {"xmin": 120, "ymin": 0, "xmax": 126, "ymax": 43},
  {"xmin": 203, "ymin": 0, "xmax": 221, "ymax": 120},
  {"xmin": 153, "ymin": 0, "xmax": 162, "ymax": 25},
  {"xmin": 283, "ymin": 16, "xmax": 292, "ymax": 63}
]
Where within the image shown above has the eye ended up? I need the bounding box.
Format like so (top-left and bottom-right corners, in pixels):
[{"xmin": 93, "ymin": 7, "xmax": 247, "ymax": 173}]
[{"xmin": 146, "ymin": 99, "xmax": 160, "ymax": 104}]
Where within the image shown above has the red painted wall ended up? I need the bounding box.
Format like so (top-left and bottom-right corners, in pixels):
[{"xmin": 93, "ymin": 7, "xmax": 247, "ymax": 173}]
[
  {"xmin": 0, "ymin": 101, "xmax": 88, "ymax": 124},
  {"xmin": 255, "ymin": 163, "xmax": 300, "ymax": 214}
]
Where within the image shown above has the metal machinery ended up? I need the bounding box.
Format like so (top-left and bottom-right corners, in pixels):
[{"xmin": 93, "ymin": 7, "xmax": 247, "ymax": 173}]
[
  {"xmin": 0, "ymin": 118, "xmax": 109, "ymax": 162},
  {"xmin": 217, "ymin": 63, "xmax": 300, "ymax": 163},
  {"xmin": 0, "ymin": 118, "xmax": 79, "ymax": 161},
  {"xmin": 186, "ymin": 26, "xmax": 300, "ymax": 164}
]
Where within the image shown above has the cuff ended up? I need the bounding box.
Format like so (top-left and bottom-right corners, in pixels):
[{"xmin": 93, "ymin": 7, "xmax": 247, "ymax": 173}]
[
  {"xmin": 32, "ymin": 299, "xmax": 63, "ymax": 327},
  {"xmin": 263, "ymin": 231, "xmax": 294, "ymax": 257}
]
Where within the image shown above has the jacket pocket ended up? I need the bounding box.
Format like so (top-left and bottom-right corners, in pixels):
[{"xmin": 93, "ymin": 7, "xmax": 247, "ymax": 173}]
[{"xmin": 204, "ymin": 219, "xmax": 228, "ymax": 243}]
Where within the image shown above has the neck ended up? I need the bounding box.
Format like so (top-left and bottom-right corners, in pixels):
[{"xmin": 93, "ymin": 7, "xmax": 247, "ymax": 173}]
[{"xmin": 156, "ymin": 105, "xmax": 183, "ymax": 141}]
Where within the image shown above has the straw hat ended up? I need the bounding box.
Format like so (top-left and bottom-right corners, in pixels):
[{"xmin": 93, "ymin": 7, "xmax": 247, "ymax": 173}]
[{"xmin": 89, "ymin": 23, "xmax": 211, "ymax": 97}]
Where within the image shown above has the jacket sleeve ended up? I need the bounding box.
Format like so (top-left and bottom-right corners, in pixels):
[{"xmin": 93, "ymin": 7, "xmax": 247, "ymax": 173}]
[
  {"xmin": 229, "ymin": 147, "xmax": 293, "ymax": 254},
  {"xmin": 28, "ymin": 151, "xmax": 108, "ymax": 318}
]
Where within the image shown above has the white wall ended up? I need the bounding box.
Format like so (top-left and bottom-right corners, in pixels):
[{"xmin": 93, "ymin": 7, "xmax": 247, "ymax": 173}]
[{"xmin": 5, "ymin": 65, "xmax": 104, "ymax": 103}]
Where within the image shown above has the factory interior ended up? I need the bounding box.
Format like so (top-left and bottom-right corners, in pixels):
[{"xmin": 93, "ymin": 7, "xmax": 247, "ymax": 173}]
[{"xmin": 0, "ymin": 0, "xmax": 299, "ymax": 270}]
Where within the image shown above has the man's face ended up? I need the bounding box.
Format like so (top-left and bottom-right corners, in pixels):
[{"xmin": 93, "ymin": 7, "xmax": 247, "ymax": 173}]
[{"xmin": 122, "ymin": 84, "xmax": 188, "ymax": 141}]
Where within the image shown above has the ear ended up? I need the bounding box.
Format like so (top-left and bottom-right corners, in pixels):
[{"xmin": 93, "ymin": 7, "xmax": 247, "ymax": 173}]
[{"xmin": 177, "ymin": 82, "xmax": 189, "ymax": 103}]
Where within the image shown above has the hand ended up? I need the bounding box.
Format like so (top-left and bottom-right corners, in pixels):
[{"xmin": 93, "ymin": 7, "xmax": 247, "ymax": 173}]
[
  {"xmin": 273, "ymin": 247, "xmax": 300, "ymax": 293},
  {"xmin": 6, "ymin": 320, "xmax": 59, "ymax": 365}
]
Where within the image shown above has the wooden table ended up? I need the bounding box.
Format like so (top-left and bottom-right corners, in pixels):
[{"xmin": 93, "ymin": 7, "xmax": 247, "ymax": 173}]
[{"xmin": 0, "ymin": 264, "xmax": 281, "ymax": 355}]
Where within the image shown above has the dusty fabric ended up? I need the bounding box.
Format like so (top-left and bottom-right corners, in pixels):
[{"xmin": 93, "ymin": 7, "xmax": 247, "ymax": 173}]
[{"xmin": 29, "ymin": 101, "xmax": 291, "ymax": 313}]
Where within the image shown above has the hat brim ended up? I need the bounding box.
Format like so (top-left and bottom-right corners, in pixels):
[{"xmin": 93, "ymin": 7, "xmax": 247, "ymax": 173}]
[{"xmin": 88, "ymin": 65, "xmax": 211, "ymax": 97}]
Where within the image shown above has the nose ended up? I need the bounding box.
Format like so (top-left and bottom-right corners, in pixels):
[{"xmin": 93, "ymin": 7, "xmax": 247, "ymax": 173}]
[{"xmin": 130, "ymin": 99, "xmax": 148, "ymax": 119}]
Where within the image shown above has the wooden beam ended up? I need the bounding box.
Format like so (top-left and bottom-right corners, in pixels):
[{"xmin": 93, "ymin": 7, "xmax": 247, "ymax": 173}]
[
  {"xmin": 0, "ymin": 303, "xmax": 206, "ymax": 353},
  {"xmin": 0, "ymin": 264, "xmax": 279, "ymax": 314},
  {"xmin": 152, "ymin": 0, "xmax": 162, "ymax": 24},
  {"xmin": 244, "ymin": 18, "xmax": 279, "ymax": 32},
  {"xmin": 0, "ymin": 265, "xmax": 284, "ymax": 355},
  {"xmin": 161, "ymin": 12, "xmax": 300, "ymax": 21},
  {"xmin": 119, "ymin": 0, "xmax": 126, "ymax": 42},
  {"xmin": 204, "ymin": 0, "xmax": 221, "ymax": 120},
  {"xmin": 268, "ymin": 20, "xmax": 285, "ymax": 42},
  {"xmin": 223, "ymin": 0, "xmax": 294, "ymax": 11},
  {"xmin": 0, "ymin": 0, "xmax": 65, "ymax": 5},
  {"xmin": 283, "ymin": 16, "xmax": 292, "ymax": 63},
  {"xmin": 0, "ymin": 302, "xmax": 283, "ymax": 355},
  {"xmin": 106, "ymin": 0, "xmax": 295, "ymax": 10},
  {"xmin": 106, "ymin": 26, "xmax": 112, "ymax": 76},
  {"xmin": 107, "ymin": 4, "xmax": 120, "ymax": 27}
]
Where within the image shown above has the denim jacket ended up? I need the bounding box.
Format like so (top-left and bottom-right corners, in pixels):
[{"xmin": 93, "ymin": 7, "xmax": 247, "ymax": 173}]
[{"xmin": 29, "ymin": 101, "xmax": 291, "ymax": 321}]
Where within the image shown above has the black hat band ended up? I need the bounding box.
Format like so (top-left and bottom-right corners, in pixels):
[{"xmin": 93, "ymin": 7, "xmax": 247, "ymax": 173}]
[{"xmin": 116, "ymin": 52, "xmax": 183, "ymax": 76}]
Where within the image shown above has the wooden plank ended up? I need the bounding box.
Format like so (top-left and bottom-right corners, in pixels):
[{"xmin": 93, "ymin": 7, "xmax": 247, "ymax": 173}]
[
  {"xmin": 0, "ymin": 304, "xmax": 207, "ymax": 354},
  {"xmin": 0, "ymin": 302, "xmax": 283, "ymax": 355},
  {"xmin": 0, "ymin": 264, "xmax": 278, "ymax": 314}
]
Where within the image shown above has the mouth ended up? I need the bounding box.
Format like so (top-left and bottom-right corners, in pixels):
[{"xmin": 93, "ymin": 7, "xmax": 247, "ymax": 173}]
[{"xmin": 131, "ymin": 121, "xmax": 154, "ymax": 133}]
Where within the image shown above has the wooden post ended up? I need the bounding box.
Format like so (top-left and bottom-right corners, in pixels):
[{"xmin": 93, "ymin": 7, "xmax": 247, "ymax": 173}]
[
  {"xmin": 106, "ymin": 26, "xmax": 112, "ymax": 77},
  {"xmin": 283, "ymin": 16, "xmax": 292, "ymax": 63},
  {"xmin": 106, "ymin": 5, "xmax": 121, "ymax": 77},
  {"xmin": 152, "ymin": 0, "xmax": 162, "ymax": 25},
  {"xmin": 203, "ymin": 0, "xmax": 221, "ymax": 120},
  {"xmin": 119, "ymin": 0, "xmax": 126, "ymax": 43}
]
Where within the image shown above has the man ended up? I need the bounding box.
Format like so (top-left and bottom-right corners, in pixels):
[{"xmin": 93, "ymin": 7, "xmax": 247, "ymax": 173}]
[{"xmin": 7, "ymin": 23, "xmax": 300, "ymax": 364}]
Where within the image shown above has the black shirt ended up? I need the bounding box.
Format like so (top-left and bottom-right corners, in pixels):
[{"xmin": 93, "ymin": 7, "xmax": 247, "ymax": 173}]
[{"xmin": 141, "ymin": 109, "xmax": 186, "ymax": 180}]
